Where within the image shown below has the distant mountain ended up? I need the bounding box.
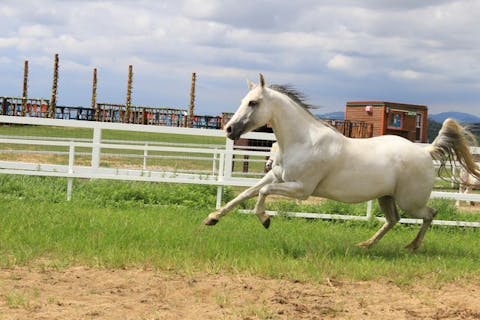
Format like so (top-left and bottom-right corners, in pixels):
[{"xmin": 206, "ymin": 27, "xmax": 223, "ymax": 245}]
[
  {"xmin": 317, "ymin": 111, "xmax": 344, "ymax": 120},
  {"xmin": 429, "ymin": 112, "xmax": 480, "ymax": 124}
]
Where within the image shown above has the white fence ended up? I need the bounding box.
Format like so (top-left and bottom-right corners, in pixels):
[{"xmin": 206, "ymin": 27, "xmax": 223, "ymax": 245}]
[{"xmin": 1, "ymin": 115, "xmax": 479, "ymax": 228}]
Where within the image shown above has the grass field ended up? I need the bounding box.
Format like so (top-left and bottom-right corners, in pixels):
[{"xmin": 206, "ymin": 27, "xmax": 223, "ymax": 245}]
[
  {"xmin": 0, "ymin": 124, "xmax": 225, "ymax": 145},
  {"xmin": 1, "ymin": 123, "xmax": 480, "ymax": 287},
  {"xmin": 1, "ymin": 175, "xmax": 479, "ymax": 286}
]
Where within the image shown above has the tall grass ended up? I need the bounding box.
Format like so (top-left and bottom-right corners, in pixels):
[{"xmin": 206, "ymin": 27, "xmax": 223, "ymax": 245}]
[{"xmin": 1, "ymin": 175, "xmax": 479, "ymax": 285}]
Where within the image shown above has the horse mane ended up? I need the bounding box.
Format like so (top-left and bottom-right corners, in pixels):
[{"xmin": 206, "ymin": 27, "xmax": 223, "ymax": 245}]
[
  {"xmin": 269, "ymin": 84, "xmax": 312, "ymax": 110},
  {"xmin": 269, "ymin": 84, "xmax": 334, "ymax": 129}
]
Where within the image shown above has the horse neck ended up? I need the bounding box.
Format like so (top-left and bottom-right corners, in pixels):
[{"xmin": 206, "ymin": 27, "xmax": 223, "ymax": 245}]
[{"xmin": 269, "ymin": 99, "xmax": 336, "ymax": 151}]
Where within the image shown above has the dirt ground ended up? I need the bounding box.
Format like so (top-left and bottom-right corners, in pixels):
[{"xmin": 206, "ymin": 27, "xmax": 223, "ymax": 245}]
[{"xmin": 1, "ymin": 266, "xmax": 480, "ymax": 320}]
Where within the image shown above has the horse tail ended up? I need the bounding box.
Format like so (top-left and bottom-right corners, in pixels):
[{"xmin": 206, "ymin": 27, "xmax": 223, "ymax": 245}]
[{"xmin": 427, "ymin": 118, "xmax": 480, "ymax": 181}]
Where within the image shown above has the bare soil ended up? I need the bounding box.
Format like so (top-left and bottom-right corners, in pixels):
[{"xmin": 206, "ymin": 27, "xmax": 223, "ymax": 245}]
[{"xmin": 1, "ymin": 266, "xmax": 480, "ymax": 319}]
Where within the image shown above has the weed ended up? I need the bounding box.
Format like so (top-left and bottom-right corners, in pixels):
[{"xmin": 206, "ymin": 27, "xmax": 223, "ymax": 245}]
[
  {"xmin": 238, "ymin": 305, "xmax": 277, "ymax": 319},
  {"xmin": 4, "ymin": 291, "xmax": 29, "ymax": 309},
  {"xmin": 214, "ymin": 292, "xmax": 230, "ymax": 309}
]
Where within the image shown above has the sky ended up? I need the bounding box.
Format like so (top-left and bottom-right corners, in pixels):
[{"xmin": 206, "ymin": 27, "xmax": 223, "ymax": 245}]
[{"xmin": 1, "ymin": 0, "xmax": 479, "ymax": 116}]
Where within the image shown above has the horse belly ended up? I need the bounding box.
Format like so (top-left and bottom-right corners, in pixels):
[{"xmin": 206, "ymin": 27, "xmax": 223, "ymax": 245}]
[
  {"xmin": 313, "ymin": 170, "xmax": 395, "ymax": 203},
  {"xmin": 311, "ymin": 138, "xmax": 433, "ymax": 204}
]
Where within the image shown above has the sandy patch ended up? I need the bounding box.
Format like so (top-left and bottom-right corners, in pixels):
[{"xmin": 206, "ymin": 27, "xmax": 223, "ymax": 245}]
[{"xmin": 1, "ymin": 266, "xmax": 479, "ymax": 319}]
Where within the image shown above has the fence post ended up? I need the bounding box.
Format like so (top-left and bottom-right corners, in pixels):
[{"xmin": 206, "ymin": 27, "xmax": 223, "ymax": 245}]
[
  {"xmin": 67, "ymin": 142, "xmax": 75, "ymax": 201},
  {"xmin": 224, "ymin": 138, "xmax": 234, "ymax": 179},
  {"xmin": 216, "ymin": 138, "xmax": 234, "ymax": 209},
  {"xmin": 91, "ymin": 126, "xmax": 102, "ymax": 168},
  {"xmin": 366, "ymin": 200, "xmax": 373, "ymax": 220},
  {"xmin": 143, "ymin": 143, "xmax": 148, "ymax": 170},
  {"xmin": 216, "ymin": 186, "xmax": 223, "ymax": 209},
  {"xmin": 212, "ymin": 149, "xmax": 218, "ymax": 176}
]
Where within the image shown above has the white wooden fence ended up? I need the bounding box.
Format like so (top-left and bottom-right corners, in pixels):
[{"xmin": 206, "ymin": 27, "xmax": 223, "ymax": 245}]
[{"xmin": 1, "ymin": 115, "xmax": 479, "ymax": 227}]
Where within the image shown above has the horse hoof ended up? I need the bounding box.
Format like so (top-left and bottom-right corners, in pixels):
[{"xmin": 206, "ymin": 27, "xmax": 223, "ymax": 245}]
[
  {"xmin": 204, "ymin": 217, "xmax": 219, "ymax": 226},
  {"xmin": 404, "ymin": 243, "xmax": 419, "ymax": 251},
  {"xmin": 355, "ymin": 241, "xmax": 371, "ymax": 248},
  {"xmin": 262, "ymin": 217, "xmax": 271, "ymax": 229}
]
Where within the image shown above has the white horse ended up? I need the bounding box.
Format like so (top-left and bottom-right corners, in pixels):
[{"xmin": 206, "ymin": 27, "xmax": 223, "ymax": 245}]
[{"xmin": 204, "ymin": 74, "xmax": 480, "ymax": 250}]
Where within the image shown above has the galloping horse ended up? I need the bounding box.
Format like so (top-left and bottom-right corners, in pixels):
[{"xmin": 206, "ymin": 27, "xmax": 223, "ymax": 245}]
[{"xmin": 204, "ymin": 74, "xmax": 480, "ymax": 250}]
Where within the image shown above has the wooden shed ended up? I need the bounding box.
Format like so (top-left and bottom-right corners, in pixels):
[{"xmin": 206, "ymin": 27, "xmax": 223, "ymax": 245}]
[{"xmin": 345, "ymin": 101, "xmax": 428, "ymax": 143}]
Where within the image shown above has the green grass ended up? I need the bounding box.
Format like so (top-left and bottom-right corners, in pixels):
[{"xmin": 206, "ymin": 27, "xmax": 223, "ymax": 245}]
[
  {"xmin": 4, "ymin": 291, "xmax": 31, "ymax": 309},
  {"xmin": 0, "ymin": 124, "xmax": 225, "ymax": 145},
  {"xmin": 242, "ymin": 198, "xmax": 373, "ymax": 216},
  {"xmin": 0, "ymin": 175, "xmax": 479, "ymax": 285},
  {"xmin": 0, "ymin": 124, "xmax": 93, "ymax": 139}
]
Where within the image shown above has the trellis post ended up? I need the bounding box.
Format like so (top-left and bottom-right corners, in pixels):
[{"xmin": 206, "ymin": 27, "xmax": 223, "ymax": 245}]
[
  {"xmin": 21, "ymin": 60, "xmax": 28, "ymax": 116},
  {"xmin": 48, "ymin": 53, "xmax": 59, "ymax": 118}
]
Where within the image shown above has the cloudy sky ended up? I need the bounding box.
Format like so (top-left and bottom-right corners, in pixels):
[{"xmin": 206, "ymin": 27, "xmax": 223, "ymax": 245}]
[{"xmin": 1, "ymin": 0, "xmax": 479, "ymax": 116}]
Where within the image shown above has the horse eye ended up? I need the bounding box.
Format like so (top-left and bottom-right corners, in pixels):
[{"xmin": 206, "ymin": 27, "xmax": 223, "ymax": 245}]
[{"xmin": 248, "ymin": 100, "xmax": 258, "ymax": 107}]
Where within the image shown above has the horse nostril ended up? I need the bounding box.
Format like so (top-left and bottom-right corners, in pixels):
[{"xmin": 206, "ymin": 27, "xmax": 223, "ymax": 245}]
[{"xmin": 226, "ymin": 126, "xmax": 232, "ymax": 133}]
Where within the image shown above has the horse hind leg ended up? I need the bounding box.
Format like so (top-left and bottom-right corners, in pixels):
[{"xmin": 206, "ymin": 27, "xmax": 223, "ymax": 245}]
[
  {"xmin": 404, "ymin": 206, "xmax": 437, "ymax": 251},
  {"xmin": 356, "ymin": 196, "xmax": 400, "ymax": 248}
]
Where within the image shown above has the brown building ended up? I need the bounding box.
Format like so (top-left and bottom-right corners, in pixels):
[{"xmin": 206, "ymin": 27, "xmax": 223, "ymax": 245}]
[{"xmin": 345, "ymin": 101, "xmax": 428, "ymax": 143}]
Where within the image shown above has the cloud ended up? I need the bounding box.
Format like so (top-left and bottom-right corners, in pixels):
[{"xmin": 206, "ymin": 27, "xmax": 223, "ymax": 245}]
[
  {"xmin": 389, "ymin": 69, "xmax": 425, "ymax": 80},
  {"xmin": 0, "ymin": 56, "xmax": 12, "ymax": 64},
  {"xmin": 0, "ymin": 0, "xmax": 479, "ymax": 115},
  {"xmin": 327, "ymin": 54, "xmax": 356, "ymax": 71},
  {"xmin": 17, "ymin": 24, "xmax": 54, "ymax": 38}
]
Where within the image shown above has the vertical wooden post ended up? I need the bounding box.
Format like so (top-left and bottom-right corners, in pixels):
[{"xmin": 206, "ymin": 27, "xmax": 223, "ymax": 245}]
[
  {"xmin": 188, "ymin": 72, "xmax": 196, "ymax": 128},
  {"xmin": 21, "ymin": 60, "xmax": 28, "ymax": 116},
  {"xmin": 91, "ymin": 68, "xmax": 98, "ymax": 121},
  {"xmin": 125, "ymin": 65, "xmax": 133, "ymax": 123},
  {"xmin": 48, "ymin": 53, "xmax": 59, "ymax": 118}
]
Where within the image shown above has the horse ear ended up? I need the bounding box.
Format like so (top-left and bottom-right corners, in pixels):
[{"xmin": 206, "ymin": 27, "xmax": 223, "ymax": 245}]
[
  {"xmin": 246, "ymin": 79, "xmax": 255, "ymax": 90},
  {"xmin": 259, "ymin": 73, "xmax": 265, "ymax": 88}
]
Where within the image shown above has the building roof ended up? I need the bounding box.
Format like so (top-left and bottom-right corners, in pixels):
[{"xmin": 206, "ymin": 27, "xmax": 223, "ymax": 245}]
[{"xmin": 346, "ymin": 101, "xmax": 427, "ymax": 110}]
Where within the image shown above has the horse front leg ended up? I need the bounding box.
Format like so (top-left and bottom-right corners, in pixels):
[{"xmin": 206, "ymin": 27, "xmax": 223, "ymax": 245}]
[
  {"xmin": 203, "ymin": 171, "xmax": 277, "ymax": 226},
  {"xmin": 253, "ymin": 181, "xmax": 309, "ymax": 228}
]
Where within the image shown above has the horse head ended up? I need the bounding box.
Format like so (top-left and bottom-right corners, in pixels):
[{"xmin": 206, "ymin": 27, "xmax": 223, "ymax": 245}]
[{"xmin": 225, "ymin": 74, "xmax": 273, "ymax": 140}]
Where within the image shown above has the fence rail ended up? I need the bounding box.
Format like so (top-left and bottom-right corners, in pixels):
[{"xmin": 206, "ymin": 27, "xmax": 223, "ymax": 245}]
[{"xmin": 1, "ymin": 115, "xmax": 479, "ymax": 227}]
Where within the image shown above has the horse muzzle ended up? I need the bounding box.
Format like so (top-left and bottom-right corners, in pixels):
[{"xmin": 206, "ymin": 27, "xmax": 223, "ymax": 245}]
[{"xmin": 225, "ymin": 123, "xmax": 243, "ymax": 140}]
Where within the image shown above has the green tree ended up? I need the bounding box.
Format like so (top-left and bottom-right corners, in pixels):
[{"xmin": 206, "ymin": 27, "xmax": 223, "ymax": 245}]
[{"xmin": 427, "ymin": 119, "xmax": 442, "ymax": 143}]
